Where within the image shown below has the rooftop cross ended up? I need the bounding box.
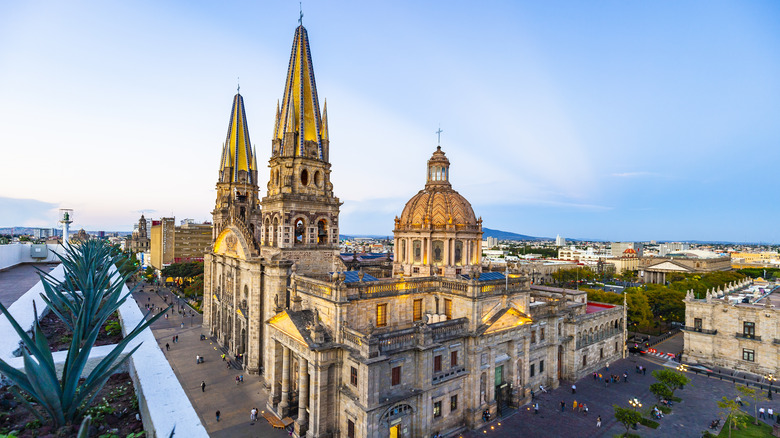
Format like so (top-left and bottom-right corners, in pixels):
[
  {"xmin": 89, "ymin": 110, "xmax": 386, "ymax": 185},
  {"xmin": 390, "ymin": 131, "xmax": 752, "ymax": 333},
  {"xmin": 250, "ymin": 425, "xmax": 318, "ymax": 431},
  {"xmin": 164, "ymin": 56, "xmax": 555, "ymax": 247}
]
[
  {"xmin": 299, "ymin": 2, "xmax": 303, "ymax": 25},
  {"xmin": 436, "ymin": 126, "xmax": 443, "ymax": 145},
  {"xmin": 237, "ymin": 77, "xmax": 240, "ymax": 94}
]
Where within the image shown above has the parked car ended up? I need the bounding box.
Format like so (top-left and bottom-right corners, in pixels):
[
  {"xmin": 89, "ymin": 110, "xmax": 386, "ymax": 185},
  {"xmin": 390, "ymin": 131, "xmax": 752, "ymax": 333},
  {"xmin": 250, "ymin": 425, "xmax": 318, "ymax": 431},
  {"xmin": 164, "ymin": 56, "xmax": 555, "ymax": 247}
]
[{"xmin": 628, "ymin": 345, "xmax": 647, "ymax": 355}]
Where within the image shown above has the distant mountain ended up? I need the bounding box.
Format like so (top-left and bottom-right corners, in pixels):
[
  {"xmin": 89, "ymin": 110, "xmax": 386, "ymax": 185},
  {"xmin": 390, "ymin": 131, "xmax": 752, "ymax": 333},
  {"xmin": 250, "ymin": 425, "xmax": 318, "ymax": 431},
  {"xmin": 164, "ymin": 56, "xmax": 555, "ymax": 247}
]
[{"xmin": 482, "ymin": 228, "xmax": 549, "ymax": 241}]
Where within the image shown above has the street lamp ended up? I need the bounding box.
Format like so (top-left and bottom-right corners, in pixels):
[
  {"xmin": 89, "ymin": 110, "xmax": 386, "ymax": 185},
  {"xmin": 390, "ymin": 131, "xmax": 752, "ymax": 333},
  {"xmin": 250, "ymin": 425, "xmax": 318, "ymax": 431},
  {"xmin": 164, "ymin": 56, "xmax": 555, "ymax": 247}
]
[
  {"xmin": 628, "ymin": 398, "xmax": 642, "ymax": 411},
  {"xmin": 765, "ymin": 374, "xmax": 775, "ymax": 400},
  {"xmin": 677, "ymin": 364, "xmax": 688, "ymax": 373}
]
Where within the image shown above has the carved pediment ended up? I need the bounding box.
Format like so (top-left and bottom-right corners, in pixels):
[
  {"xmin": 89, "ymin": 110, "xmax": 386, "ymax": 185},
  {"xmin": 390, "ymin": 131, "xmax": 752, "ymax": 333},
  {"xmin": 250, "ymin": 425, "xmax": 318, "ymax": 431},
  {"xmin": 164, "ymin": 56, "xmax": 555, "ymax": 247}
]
[{"xmin": 214, "ymin": 227, "xmax": 249, "ymax": 260}]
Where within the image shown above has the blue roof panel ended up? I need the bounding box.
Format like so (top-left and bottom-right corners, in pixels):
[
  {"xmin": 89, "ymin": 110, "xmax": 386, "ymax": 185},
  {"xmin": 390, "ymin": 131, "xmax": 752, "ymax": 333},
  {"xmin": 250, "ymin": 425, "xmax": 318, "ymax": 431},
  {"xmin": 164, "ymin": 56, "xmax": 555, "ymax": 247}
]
[
  {"xmin": 329, "ymin": 271, "xmax": 379, "ymax": 283},
  {"xmin": 458, "ymin": 272, "xmax": 506, "ymax": 282}
]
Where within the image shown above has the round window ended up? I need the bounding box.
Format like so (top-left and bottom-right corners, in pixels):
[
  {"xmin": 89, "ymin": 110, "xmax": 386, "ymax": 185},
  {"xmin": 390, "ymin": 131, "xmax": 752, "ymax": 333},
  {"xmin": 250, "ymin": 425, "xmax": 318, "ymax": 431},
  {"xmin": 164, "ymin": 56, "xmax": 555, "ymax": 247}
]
[
  {"xmin": 314, "ymin": 171, "xmax": 321, "ymax": 187},
  {"xmin": 301, "ymin": 169, "xmax": 309, "ymax": 186}
]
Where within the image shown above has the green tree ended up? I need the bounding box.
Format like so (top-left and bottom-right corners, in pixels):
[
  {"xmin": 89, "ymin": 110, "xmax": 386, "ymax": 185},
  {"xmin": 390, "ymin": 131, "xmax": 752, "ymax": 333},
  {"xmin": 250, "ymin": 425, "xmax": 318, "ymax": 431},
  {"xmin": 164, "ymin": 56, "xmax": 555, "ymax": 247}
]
[
  {"xmin": 717, "ymin": 396, "xmax": 747, "ymax": 438},
  {"xmin": 652, "ymin": 369, "xmax": 690, "ymax": 399},
  {"xmin": 613, "ymin": 405, "xmax": 643, "ymax": 437},
  {"xmin": 737, "ymin": 384, "xmax": 765, "ymax": 426},
  {"xmin": 143, "ymin": 267, "xmax": 155, "ymax": 282},
  {"xmin": 649, "ymin": 382, "xmax": 673, "ymax": 402}
]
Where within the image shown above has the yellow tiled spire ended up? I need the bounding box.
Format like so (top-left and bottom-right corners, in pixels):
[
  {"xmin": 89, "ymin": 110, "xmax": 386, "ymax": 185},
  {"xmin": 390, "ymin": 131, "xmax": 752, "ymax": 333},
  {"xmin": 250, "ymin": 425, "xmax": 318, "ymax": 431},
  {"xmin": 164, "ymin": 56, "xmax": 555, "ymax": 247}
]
[
  {"xmin": 274, "ymin": 25, "xmax": 325, "ymax": 160},
  {"xmin": 219, "ymin": 92, "xmax": 256, "ymax": 183}
]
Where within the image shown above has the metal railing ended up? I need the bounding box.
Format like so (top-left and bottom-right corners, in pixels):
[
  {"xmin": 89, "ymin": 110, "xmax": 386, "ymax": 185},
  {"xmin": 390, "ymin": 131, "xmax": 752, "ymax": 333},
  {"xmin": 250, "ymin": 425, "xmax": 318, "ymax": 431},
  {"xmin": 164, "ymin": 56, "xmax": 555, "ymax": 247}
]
[
  {"xmin": 735, "ymin": 333, "xmax": 762, "ymax": 341},
  {"xmin": 681, "ymin": 326, "xmax": 717, "ymax": 335}
]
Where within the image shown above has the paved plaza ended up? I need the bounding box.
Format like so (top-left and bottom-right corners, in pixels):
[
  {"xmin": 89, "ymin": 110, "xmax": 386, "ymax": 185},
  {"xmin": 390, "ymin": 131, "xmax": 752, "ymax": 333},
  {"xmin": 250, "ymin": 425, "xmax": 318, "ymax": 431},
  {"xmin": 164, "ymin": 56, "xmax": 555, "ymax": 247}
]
[
  {"xmin": 0, "ymin": 263, "xmax": 58, "ymax": 306},
  {"xmin": 128, "ymin": 282, "xmax": 289, "ymax": 438},
  {"xmin": 462, "ymin": 350, "xmax": 779, "ymax": 438}
]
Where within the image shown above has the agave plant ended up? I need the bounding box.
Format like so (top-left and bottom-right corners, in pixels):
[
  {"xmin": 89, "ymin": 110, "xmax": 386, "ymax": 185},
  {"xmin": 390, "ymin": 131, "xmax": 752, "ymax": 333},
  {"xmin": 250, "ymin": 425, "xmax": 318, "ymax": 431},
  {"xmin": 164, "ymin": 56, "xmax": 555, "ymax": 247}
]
[
  {"xmin": 38, "ymin": 240, "xmax": 132, "ymax": 335},
  {"xmin": 0, "ymin": 240, "xmax": 168, "ymax": 427}
]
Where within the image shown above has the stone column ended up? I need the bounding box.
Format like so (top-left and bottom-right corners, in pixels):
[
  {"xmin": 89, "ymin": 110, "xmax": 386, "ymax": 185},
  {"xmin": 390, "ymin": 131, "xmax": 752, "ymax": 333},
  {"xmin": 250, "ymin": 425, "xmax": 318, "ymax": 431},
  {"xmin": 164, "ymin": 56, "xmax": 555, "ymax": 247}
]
[
  {"xmin": 307, "ymin": 364, "xmax": 329, "ymax": 438},
  {"xmin": 279, "ymin": 346, "xmax": 290, "ymax": 415},
  {"xmin": 295, "ymin": 357, "xmax": 309, "ymax": 434}
]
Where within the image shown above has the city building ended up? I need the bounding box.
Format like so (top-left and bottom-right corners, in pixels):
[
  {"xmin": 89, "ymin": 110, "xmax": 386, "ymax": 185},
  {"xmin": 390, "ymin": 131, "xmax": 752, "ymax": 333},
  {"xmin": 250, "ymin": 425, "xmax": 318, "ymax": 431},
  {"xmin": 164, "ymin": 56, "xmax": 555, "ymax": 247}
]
[
  {"xmin": 657, "ymin": 242, "xmax": 690, "ymax": 257},
  {"xmin": 555, "ymin": 234, "xmax": 565, "ymax": 247},
  {"xmin": 638, "ymin": 251, "xmax": 731, "ymax": 284},
  {"xmin": 127, "ymin": 214, "xmax": 151, "ymax": 254},
  {"xmin": 611, "ymin": 242, "xmax": 643, "ymax": 258},
  {"xmin": 202, "ymin": 23, "xmax": 624, "ymax": 438},
  {"xmin": 683, "ymin": 279, "xmax": 779, "ymax": 376},
  {"xmin": 150, "ymin": 217, "xmax": 212, "ymax": 269},
  {"xmin": 483, "ymin": 236, "xmax": 498, "ymax": 248}
]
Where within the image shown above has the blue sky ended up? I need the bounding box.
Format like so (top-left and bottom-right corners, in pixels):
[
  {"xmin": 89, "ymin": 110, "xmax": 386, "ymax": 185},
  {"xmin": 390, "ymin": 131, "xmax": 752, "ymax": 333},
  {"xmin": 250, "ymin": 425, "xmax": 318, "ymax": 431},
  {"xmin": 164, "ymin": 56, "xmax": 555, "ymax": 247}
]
[{"xmin": 1, "ymin": 1, "xmax": 779, "ymax": 242}]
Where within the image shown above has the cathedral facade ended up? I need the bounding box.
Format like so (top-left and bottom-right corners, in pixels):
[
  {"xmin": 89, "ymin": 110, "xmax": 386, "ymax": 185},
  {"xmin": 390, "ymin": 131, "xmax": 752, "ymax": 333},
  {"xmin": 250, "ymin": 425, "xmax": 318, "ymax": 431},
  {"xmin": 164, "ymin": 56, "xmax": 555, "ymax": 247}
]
[{"xmin": 203, "ymin": 23, "xmax": 625, "ymax": 438}]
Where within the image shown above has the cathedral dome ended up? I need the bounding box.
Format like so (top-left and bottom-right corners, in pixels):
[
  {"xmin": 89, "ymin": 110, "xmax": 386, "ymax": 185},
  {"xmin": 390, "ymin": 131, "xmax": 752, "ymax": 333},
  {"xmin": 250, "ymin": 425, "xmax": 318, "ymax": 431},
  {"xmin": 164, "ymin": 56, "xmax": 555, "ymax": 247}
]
[{"xmin": 397, "ymin": 147, "xmax": 479, "ymax": 230}]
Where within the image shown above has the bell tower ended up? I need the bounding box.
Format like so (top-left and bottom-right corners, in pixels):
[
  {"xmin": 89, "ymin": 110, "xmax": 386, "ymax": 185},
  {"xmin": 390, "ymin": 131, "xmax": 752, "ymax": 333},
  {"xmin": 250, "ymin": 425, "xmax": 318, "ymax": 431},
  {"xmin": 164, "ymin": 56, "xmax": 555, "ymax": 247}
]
[
  {"xmin": 212, "ymin": 90, "xmax": 261, "ymax": 247},
  {"xmin": 260, "ymin": 24, "xmax": 340, "ymax": 275}
]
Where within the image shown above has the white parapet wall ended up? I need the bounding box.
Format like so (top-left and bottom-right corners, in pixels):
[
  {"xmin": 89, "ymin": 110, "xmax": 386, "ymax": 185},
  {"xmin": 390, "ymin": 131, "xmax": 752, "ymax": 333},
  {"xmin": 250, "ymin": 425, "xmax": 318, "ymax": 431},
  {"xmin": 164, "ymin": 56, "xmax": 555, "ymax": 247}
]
[
  {"xmin": 0, "ymin": 243, "xmax": 64, "ymax": 270},
  {"xmin": 0, "ymin": 264, "xmax": 207, "ymax": 437}
]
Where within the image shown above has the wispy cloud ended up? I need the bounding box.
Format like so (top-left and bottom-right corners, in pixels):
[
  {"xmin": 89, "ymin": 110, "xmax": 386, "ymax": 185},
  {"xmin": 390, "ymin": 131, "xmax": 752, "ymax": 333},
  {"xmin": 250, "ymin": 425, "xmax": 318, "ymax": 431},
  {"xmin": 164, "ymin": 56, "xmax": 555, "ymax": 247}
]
[{"xmin": 611, "ymin": 171, "xmax": 660, "ymax": 178}]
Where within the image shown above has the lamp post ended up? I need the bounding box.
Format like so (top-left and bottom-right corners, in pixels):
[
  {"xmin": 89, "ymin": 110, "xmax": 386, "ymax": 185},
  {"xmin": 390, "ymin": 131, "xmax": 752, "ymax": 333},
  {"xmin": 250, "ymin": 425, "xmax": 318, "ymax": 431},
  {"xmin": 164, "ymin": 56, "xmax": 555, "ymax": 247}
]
[
  {"xmin": 676, "ymin": 364, "xmax": 688, "ymax": 373},
  {"xmin": 629, "ymin": 398, "xmax": 642, "ymax": 411},
  {"xmin": 765, "ymin": 374, "xmax": 775, "ymax": 400}
]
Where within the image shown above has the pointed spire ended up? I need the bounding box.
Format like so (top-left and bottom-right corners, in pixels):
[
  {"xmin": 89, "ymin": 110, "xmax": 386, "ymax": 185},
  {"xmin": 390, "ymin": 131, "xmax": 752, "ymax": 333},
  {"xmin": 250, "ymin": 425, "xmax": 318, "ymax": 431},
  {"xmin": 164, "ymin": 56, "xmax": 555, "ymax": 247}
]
[
  {"xmin": 276, "ymin": 24, "xmax": 325, "ymax": 160},
  {"xmin": 219, "ymin": 92, "xmax": 255, "ymax": 183},
  {"xmin": 320, "ymin": 99, "xmax": 329, "ymax": 141},
  {"xmin": 273, "ymin": 100, "xmax": 281, "ymax": 139}
]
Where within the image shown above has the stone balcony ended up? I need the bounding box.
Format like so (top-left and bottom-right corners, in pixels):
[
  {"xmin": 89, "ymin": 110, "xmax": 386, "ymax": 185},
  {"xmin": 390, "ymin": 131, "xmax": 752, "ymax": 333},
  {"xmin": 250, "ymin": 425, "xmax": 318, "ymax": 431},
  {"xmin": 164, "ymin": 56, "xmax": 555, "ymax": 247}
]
[
  {"xmin": 340, "ymin": 318, "xmax": 469, "ymax": 358},
  {"xmin": 682, "ymin": 326, "xmax": 718, "ymax": 335},
  {"xmin": 735, "ymin": 332, "xmax": 762, "ymax": 341},
  {"xmin": 293, "ymin": 274, "xmax": 529, "ymax": 303}
]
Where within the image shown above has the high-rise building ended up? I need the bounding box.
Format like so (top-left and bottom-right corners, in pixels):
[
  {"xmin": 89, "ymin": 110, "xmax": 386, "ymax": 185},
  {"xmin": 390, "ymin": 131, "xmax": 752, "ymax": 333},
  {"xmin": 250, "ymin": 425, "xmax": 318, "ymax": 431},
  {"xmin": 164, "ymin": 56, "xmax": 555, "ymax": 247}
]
[
  {"xmin": 202, "ymin": 22, "xmax": 624, "ymax": 438},
  {"xmin": 149, "ymin": 217, "xmax": 211, "ymax": 269},
  {"xmin": 611, "ymin": 242, "xmax": 643, "ymax": 257},
  {"xmin": 555, "ymin": 234, "xmax": 566, "ymax": 246}
]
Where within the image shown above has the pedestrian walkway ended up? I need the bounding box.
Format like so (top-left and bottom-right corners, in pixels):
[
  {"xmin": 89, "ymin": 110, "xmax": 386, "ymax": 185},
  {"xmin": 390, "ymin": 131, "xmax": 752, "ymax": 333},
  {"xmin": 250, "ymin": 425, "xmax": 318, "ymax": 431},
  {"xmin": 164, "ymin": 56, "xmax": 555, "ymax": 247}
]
[
  {"xmin": 129, "ymin": 282, "xmax": 288, "ymax": 438},
  {"xmin": 462, "ymin": 354, "xmax": 779, "ymax": 438}
]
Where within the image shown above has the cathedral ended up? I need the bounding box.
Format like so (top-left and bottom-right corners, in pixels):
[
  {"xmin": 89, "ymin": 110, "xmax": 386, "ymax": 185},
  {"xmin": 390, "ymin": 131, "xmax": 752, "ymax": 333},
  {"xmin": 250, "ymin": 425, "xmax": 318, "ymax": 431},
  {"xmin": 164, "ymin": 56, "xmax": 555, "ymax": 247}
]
[{"xmin": 203, "ymin": 23, "xmax": 625, "ymax": 438}]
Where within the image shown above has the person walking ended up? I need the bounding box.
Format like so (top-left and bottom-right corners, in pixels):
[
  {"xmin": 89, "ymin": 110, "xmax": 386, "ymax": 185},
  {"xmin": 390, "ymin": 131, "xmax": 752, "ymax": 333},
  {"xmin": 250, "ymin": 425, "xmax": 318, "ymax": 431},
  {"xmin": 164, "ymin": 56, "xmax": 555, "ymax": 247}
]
[
  {"xmin": 596, "ymin": 415, "xmax": 602, "ymax": 427},
  {"xmin": 560, "ymin": 401, "xmax": 565, "ymax": 412},
  {"xmin": 165, "ymin": 343, "xmax": 169, "ymax": 351},
  {"xmin": 216, "ymin": 410, "xmax": 220, "ymax": 422},
  {"xmin": 236, "ymin": 375, "xmax": 240, "ymax": 385},
  {"xmin": 201, "ymin": 381, "xmax": 206, "ymax": 392},
  {"xmin": 623, "ymin": 372, "xmax": 628, "ymax": 383},
  {"xmin": 768, "ymin": 407, "xmax": 774, "ymax": 419},
  {"xmin": 196, "ymin": 355, "xmax": 200, "ymax": 364},
  {"xmin": 606, "ymin": 362, "xmax": 610, "ymax": 372},
  {"xmin": 736, "ymin": 395, "xmax": 743, "ymax": 406},
  {"xmin": 759, "ymin": 407, "xmax": 765, "ymax": 419},
  {"xmin": 534, "ymin": 402, "xmax": 539, "ymax": 414},
  {"xmin": 573, "ymin": 400, "xmax": 578, "ymax": 411},
  {"xmin": 240, "ymin": 375, "xmax": 244, "ymax": 383}
]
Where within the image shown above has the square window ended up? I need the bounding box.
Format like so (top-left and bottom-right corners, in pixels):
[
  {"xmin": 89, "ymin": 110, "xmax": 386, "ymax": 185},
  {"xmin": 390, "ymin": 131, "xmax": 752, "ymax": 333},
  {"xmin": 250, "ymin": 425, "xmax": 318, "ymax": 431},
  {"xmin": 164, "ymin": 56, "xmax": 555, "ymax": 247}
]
[
  {"xmin": 694, "ymin": 318, "xmax": 702, "ymax": 331},
  {"xmin": 743, "ymin": 349, "xmax": 755, "ymax": 362},
  {"xmin": 392, "ymin": 366, "xmax": 401, "ymax": 386},
  {"xmin": 451, "ymin": 351, "xmax": 458, "ymax": 367},
  {"xmin": 450, "ymin": 395, "xmax": 458, "ymax": 411},
  {"xmin": 377, "ymin": 303, "xmax": 387, "ymax": 327},
  {"xmin": 531, "ymin": 330, "xmax": 536, "ymax": 344},
  {"xmin": 582, "ymin": 355, "xmax": 587, "ymax": 367},
  {"xmin": 348, "ymin": 419, "xmax": 355, "ymax": 438},
  {"xmin": 433, "ymin": 400, "xmax": 442, "ymax": 417},
  {"xmin": 444, "ymin": 299, "xmax": 452, "ymax": 320},
  {"xmin": 540, "ymin": 328, "xmax": 545, "ymax": 341},
  {"xmin": 413, "ymin": 299, "xmax": 423, "ymax": 321},
  {"xmin": 530, "ymin": 364, "xmax": 535, "ymax": 377},
  {"xmin": 539, "ymin": 360, "xmax": 544, "ymax": 373},
  {"xmin": 434, "ymin": 355, "xmax": 442, "ymax": 373},
  {"xmin": 350, "ymin": 366, "xmax": 358, "ymax": 386}
]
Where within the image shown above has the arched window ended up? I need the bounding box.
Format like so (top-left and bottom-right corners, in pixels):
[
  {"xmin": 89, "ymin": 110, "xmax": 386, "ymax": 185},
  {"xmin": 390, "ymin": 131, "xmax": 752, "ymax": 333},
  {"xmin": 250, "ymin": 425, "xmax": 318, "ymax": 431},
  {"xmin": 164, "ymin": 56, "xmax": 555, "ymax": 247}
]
[
  {"xmin": 264, "ymin": 218, "xmax": 270, "ymax": 246},
  {"xmin": 480, "ymin": 372, "xmax": 487, "ymax": 404},
  {"xmin": 413, "ymin": 240, "xmax": 422, "ymax": 262},
  {"xmin": 294, "ymin": 218, "xmax": 305, "ymax": 245},
  {"xmin": 272, "ymin": 217, "xmax": 279, "ymax": 247},
  {"xmin": 317, "ymin": 219, "xmax": 327, "ymax": 245},
  {"xmin": 399, "ymin": 240, "xmax": 406, "ymax": 263}
]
